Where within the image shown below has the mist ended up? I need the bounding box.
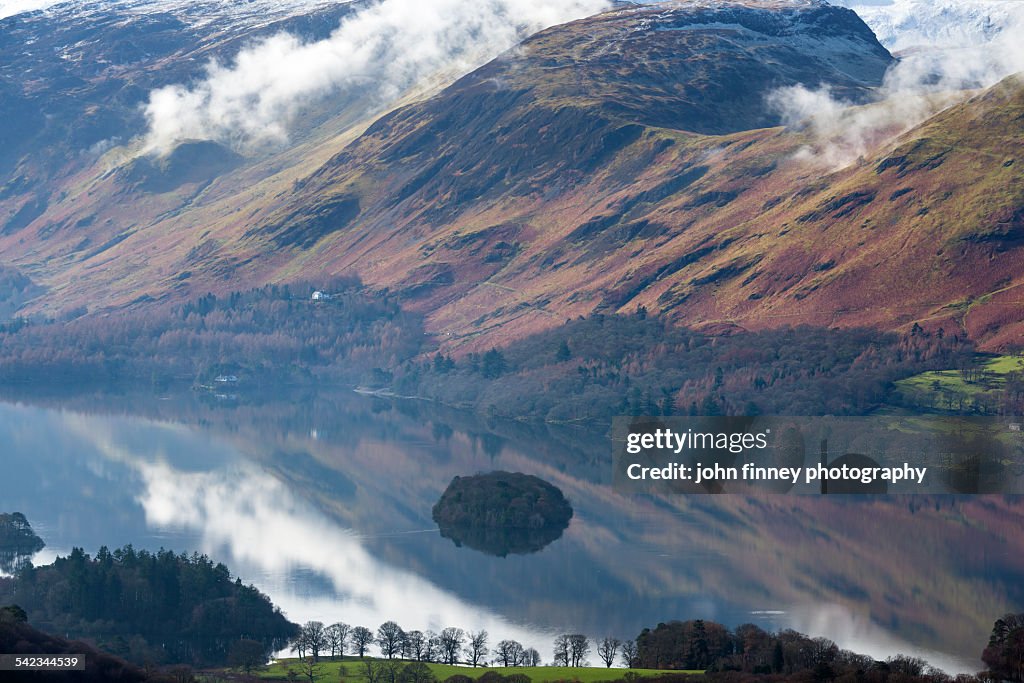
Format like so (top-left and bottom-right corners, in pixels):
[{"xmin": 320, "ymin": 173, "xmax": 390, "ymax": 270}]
[
  {"xmin": 142, "ymin": 0, "xmax": 611, "ymax": 156},
  {"xmin": 770, "ymin": 0, "xmax": 1024, "ymax": 169}
]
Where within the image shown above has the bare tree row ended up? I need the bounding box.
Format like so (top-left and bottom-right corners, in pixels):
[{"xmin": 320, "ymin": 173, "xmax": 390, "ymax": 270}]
[{"xmin": 291, "ymin": 621, "xmax": 634, "ymax": 669}]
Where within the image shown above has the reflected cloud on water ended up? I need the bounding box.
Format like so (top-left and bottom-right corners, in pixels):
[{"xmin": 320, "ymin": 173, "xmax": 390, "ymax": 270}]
[{"xmin": 57, "ymin": 410, "xmax": 553, "ymax": 652}]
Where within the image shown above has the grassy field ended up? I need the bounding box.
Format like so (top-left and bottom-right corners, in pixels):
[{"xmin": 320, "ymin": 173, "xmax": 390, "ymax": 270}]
[
  {"xmin": 894, "ymin": 354, "xmax": 1024, "ymax": 412},
  {"xmin": 252, "ymin": 657, "xmax": 699, "ymax": 683}
]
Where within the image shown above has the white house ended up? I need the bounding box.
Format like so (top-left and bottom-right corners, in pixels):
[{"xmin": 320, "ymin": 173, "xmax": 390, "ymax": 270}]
[{"xmin": 311, "ymin": 290, "xmax": 331, "ymax": 301}]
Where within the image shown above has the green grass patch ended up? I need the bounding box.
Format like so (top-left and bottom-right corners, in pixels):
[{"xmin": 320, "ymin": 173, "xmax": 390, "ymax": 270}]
[
  {"xmin": 983, "ymin": 355, "xmax": 1024, "ymax": 374},
  {"xmin": 894, "ymin": 354, "xmax": 1024, "ymax": 412},
  {"xmin": 251, "ymin": 657, "xmax": 698, "ymax": 683}
]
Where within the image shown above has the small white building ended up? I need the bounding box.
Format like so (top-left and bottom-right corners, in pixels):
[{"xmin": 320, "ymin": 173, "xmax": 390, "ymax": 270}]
[{"xmin": 311, "ymin": 290, "xmax": 331, "ymax": 301}]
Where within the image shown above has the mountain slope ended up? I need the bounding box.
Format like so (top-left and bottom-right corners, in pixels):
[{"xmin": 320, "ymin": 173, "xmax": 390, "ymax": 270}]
[
  {"xmin": 2, "ymin": 0, "xmax": 1023, "ymax": 354},
  {"xmin": 246, "ymin": 1, "xmax": 1022, "ymax": 350},
  {"xmin": 221, "ymin": 0, "xmax": 898, "ymax": 340}
]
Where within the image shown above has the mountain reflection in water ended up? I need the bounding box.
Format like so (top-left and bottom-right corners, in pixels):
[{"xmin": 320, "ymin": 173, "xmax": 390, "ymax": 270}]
[{"xmin": 1, "ymin": 389, "xmax": 1021, "ymax": 674}]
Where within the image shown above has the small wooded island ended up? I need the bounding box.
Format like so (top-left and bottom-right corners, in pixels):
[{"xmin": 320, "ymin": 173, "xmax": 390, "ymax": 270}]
[{"xmin": 432, "ymin": 471, "xmax": 573, "ymax": 556}]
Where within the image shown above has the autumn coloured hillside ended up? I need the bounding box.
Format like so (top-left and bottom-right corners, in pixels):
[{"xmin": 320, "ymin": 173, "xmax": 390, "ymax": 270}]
[{"xmin": 0, "ymin": 1, "xmax": 1019, "ymax": 355}]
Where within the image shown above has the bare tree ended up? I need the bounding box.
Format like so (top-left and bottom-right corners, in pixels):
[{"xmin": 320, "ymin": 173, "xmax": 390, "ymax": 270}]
[
  {"xmin": 809, "ymin": 637, "xmax": 839, "ymax": 666},
  {"xmin": 379, "ymin": 659, "xmax": 403, "ymax": 683},
  {"xmin": 378, "ymin": 621, "xmax": 405, "ymax": 659},
  {"xmin": 405, "ymin": 630, "xmax": 426, "ymax": 661},
  {"xmin": 598, "ymin": 637, "xmax": 621, "ymax": 668},
  {"xmin": 439, "ymin": 627, "xmax": 465, "ymax": 665},
  {"xmin": 465, "ymin": 630, "xmax": 489, "ymax": 667},
  {"xmin": 553, "ymin": 634, "xmax": 570, "ymax": 667},
  {"xmin": 363, "ymin": 659, "xmax": 383, "ymax": 683},
  {"xmin": 888, "ymin": 654, "xmax": 927, "ymax": 677},
  {"xmin": 293, "ymin": 630, "xmax": 309, "ymax": 659},
  {"xmin": 621, "ymin": 639, "xmax": 639, "ymax": 668},
  {"xmin": 496, "ymin": 640, "xmax": 525, "ymax": 667},
  {"xmin": 352, "ymin": 626, "xmax": 375, "ymax": 657},
  {"xmin": 568, "ymin": 634, "xmax": 590, "ymax": 667},
  {"xmin": 326, "ymin": 622, "xmax": 351, "ymax": 659},
  {"xmin": 524, "ymin": 647, "xmax": 541, "ymax": 667},
  {"xmin": 303, "ymin": 621, "xmax": 327, "ymax": 662},
  {"xmin": 424, "ymin": 631, "xmax": 442, "ymax": 663},
  {"xmin": 297, "ymin": 655, "xmax": 322, "ymax": 683}
]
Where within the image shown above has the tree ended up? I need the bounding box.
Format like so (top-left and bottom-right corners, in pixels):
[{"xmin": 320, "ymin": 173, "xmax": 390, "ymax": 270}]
[
  {"xmin": 482, "ymin": 349, "xmax": 507, "ymax": 378},
  {"xmin": 297, "ymin": 654, "xmax": 322, "ymax": 683},
  {"xmin": 433, "ymin": 353, "xmax": 454, "ymax": 373},
  {"xmin": 524, "ymin": 647, "xmax": 541, "ymax": 667},
  {"xmin": 424, "ymin": 631, "xmax": 442, "ymax": 663},
  {"xmin": 440, "ymin": 627, "xmax": 465, "ymax": 665},
  {"xmin": 352, "ymin": 626, "xmax": 375, "ymax": 657},
  {"xmin": 399, "ymin": 630, "xmax": 413, "ymax": 659},
  {"xmin": 887, "ymin": 654, "xmax": 927, "ymax": 677},
  {"xmin": 465, "ymin": 630, "xmax": 489, "ymax": 667},
  {"xmin": 228, "ymin": 639, "xmax": 267, "ymax": 674},
  {"xmin": 636, "ymin": 619, "xmax": 732, "ymax": 669},
  {"xmin": 326, "ymin": 622, "xmax": 351, "ymax": 659},
  {"xmin": 303, "ymin": 621, "xmax": 327, "ymax": 662},
  {"xmin": 496, "ymin": 640, "xmax": 525, "ymax": 667},
  {"xmin": 378, "ymin": 621, "xmax": 405, "ymax": 659},
  {"xmin": 660, "ymin": 389, "xmax": 676, "ymax": 416},
  {"xmin": 598, "ymin": 637, "xmax": 621, "ymax": 668},
  {"xmin": 808, "ymin": 637, "xmax": 838, "ymax": 666},
  {"xmin": 379, "ymin": 659, "xmax": 403, "ymax": 683},
  {"xmin": 553, "ymin": 634, "xmax": 570, "ymax": 667},
  {"xmin": 363, "ymin": 659, "xmax": 383, "ymax": 683},
  {"xmin": 293, "ymin": 631, "xmax": 309, "ymax": 660},
  {"xmin": 983, "ymin": 613, "xmax": 1024, "ymax": 682},
  {"xmin": 406, "ymin": 630, "xmax": 426, "ymax": 661},
  {"xmin": 399, "ymin": 661, "xmax": 437, "ymax": 683},
  {"xmin": 621, "ymin": 640, "xmax": 638, "ymax": 668},
  {"xmin": 568, "ymin": 634, "xmax": 590, "ymax": 667}
]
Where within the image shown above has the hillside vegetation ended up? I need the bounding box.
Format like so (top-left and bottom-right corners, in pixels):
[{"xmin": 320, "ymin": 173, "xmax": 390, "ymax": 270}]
[{"xmin": 4, "ymin": 3, "xmax": 1022, "ymax": 355}]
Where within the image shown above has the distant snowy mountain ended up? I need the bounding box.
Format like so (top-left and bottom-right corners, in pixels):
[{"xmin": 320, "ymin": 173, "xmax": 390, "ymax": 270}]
[
  {"xmin": 0, "ymin": 0, "xmax": 57, "ymax": 19},
  {"xmin": 829, "ymin": 0, "xmax": 1024, "ymax": 51},
  {"xmin": 604, "ymin": 0, "xmax": 1024, "ymax": 55},
  {"xmin": 0, "ymin": 0, "xmax": 340, "ymax": 21}
]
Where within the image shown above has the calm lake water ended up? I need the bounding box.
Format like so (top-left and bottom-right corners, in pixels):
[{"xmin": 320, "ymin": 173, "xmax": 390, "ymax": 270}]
[{"xmin": 2, "ymin": 388, "xmax": 1022, "ymax": 673}]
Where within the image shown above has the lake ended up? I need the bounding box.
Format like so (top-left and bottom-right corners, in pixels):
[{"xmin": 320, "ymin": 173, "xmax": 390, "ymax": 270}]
[{"xmin": 2, "ymin": 388, "xmax": 1021, "ymax": 673}]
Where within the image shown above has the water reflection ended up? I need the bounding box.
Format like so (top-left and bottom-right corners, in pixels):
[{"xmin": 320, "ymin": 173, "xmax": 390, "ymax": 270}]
[
  {"xmin": 0, "ymin": 390, "xmax": 1021, "ymax": 674},
  {"xmin": 50, "ymin": 405, "xmax": 550, "ymax": 652}
]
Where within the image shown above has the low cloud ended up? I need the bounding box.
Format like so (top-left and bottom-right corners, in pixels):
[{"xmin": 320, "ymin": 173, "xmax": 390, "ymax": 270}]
[
  {"xmin": 766, "ymin": 83, "xmax": 957, "ymax": 170},
  {"xmin": 142, "ymin": 0, "xmax": 611, "ymax": 156},
  {"xmin": 770, "ymin": 1, "xmax": 1024, "ymax": 169}
]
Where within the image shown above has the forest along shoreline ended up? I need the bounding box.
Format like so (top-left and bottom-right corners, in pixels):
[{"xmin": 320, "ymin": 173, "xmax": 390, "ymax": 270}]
[{"xmin": 2, "ymin": 279, "xmax": 1015, "ymax": 425}]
